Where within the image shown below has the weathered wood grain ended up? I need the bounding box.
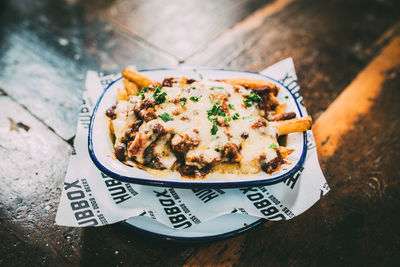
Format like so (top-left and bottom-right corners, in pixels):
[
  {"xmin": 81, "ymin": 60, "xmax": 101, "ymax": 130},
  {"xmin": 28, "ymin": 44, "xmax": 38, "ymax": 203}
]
[
  {"xmin": 0, "ymin": 95, "xmax": 80, "ymax": 265},
  {"xmin": 313, "ymin": 67, "xmax": 400, "ymax": 267},
  {"xmin": 79, "ymin": 225, "xmax": 198, "ymax": 266},
  {"xmin": 84, "ymin": 20, "xmax": 178, "ymax": 73},
  {"xmin": 102, "ymin": 0, "xmax": 273, "ymax": 60},
  {"xmin": 0, "ymin": 0, "xmax": 177, "ymax": 140},
  {"xmin": 0, "ymin": 27, "xmax": 86, "ymax": 141},
  {"xmin": 183, "ymin": 234, "xmax": 248, "ymax": 266},
  {"xmin": 187, "ymin": 0, "xmax": 400, "ymax": 117},
  {"xmin": 314, "ymin": 35, "xmax": 400, "ymax": 158}
]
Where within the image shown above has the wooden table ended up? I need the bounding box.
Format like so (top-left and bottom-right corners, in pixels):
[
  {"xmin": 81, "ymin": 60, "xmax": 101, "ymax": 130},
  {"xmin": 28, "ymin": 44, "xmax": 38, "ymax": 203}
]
[{"xmin": 1, "ymin": 0, "xmax": 399, "ymax": 265}]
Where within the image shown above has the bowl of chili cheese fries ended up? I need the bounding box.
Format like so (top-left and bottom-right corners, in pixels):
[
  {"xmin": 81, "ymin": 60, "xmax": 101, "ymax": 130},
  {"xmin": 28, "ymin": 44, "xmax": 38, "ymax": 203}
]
[{"xmin": 88, "ymin": 67, "xmax": 312, "ymax": 188}]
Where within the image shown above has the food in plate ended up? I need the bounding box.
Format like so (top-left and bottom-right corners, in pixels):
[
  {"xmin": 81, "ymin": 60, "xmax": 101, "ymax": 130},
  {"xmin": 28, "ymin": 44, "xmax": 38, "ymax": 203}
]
[{"xmin": 104, "ymin": 69, "xmax": 312, "ymax": 179}]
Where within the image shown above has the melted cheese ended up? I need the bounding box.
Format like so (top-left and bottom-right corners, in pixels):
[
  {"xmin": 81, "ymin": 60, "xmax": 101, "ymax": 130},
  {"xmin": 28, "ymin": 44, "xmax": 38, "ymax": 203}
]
[
  {"xmin": 152, "ymin": 134, "xmax": 177, "ymax": 169},
  {"xmin": 112, "ymin": 100, "xmax": 128, "ymax": 142},
  {"xmin": 116, "ymin": 79, "xmax": 281, "ymax": 175}
]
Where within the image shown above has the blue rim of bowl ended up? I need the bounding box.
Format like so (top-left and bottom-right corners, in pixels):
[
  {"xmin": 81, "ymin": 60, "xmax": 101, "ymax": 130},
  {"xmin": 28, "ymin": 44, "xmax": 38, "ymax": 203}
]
[
  {"xmin": 88, "ymin": 68, "xmax": 307, "ymax": 189},
  {"xmin": 120, "ymin": 217, "xmax": 267, "ymax": 243}
]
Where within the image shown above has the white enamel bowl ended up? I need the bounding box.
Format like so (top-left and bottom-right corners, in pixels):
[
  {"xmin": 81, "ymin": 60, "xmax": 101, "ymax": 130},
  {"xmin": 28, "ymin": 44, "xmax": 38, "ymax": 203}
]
[{"xmin": 88, "ymin": 68, "xmax": 307, "ymax": 188}]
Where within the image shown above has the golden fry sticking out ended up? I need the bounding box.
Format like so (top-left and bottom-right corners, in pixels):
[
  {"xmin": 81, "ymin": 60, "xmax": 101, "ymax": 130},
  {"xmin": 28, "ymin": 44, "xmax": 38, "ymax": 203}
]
[
  {"xmin": 123, "ymin": 79, "xmax": 139, "ymax": 95},
  {"xmin": 275, "ymin": 116, "xmax": 312, "ymax": 136},
  {"xmin": 122, "ymin": 68, "xmax": 154, "ymax": 88},
  {"xmin": 223, "ymin": 78, "xmax": 276, "ymax": 90}
]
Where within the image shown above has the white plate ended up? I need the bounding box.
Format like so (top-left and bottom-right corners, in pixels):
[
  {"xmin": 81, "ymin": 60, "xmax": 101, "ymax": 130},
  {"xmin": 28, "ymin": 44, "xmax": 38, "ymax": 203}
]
[
  {"xmin": 122, "ymin": 213, "xmax": 266, "ymax": 242},
  {"xmin": 89, "ymin": 68, "xmax": 307, "ymax": 188}
]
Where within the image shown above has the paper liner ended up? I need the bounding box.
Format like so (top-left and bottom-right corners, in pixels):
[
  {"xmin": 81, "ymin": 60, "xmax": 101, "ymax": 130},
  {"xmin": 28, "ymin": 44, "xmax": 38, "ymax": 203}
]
[{"xmin": 55, "ymin": 58, "xmax": 329, "ymax": 228}]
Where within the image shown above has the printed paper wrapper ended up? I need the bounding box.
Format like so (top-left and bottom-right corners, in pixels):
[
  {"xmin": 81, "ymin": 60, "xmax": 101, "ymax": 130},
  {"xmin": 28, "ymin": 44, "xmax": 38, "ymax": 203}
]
[{"xmin": 55, "ymin": 58, "xmax": 329, "ymax": 228}]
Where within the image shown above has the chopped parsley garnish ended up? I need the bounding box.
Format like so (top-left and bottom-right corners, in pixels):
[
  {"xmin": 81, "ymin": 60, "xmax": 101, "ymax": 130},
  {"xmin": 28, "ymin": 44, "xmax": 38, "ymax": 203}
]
[
  {"xmin": 159, "ymin": 112, "xmax": 174, "ymax": 122},
  {"xmin": 153, "ymin": 86, "xmax": 167, "ymax": 104},
  {"xmin": 209, "ymin": 87, "xmax": 215, "ymax": 91},
  {"xmin": 246, "ymin": 93, "xmax": 262, "ymax": 102},
  {"xmin": 207, "ymin": 103, "xmax": 226, "ymax": 117},
  {"xmin": 191, "ymin": 86, "xmax": 196, "ymax": 90},
  {"xmin": 268, "ymin": 143, "xmax": 278, "ymax": 150},
  {"xmin": 228, "ymin": 104, "xmax": 235, "ymax": 110},
  {"xmin": 285, "ymin": 96, "xmax": 289, "ymax": 99},
  {"xmin": 208, "ymin": 117, "xmax": 217, "ymax": 123},
  {"xmin": 215, "ymin": 148, "xmax": 220, "ymax": 152},
  {"xmin": 136, "ymin": 87, "xmax": 148, "ymax": 100},
  {"xmin": 243, "ymin": 99, "xmax": 252, "ymax": 107},
  {"xmin": 190, "ymin": 96, "xmax": 201, "ymax": 102},
  {"xmin": 211, "ymin": 123, "xmax": 218, "ymax": 135},
  {"xmin": 199, "ymin": 74, "xmax": 204, "ymax": 79},
  {"xmin": 180, "ymin": 97, "xmax": 187, "ymax": 106},
  {"xmin": 217, "ymin": 86, "xmax": 224, "ymax": 90},
  {"xmin": 232, "ymin": 113, "xmax": 240, "ymax": 120},
  {"xmin": 224, "ymin": 117, "xmax": 232, "ymax": 123},
  {"xmin": 243, "ymin": 93, "xmax": 262, "ymax": 108}
]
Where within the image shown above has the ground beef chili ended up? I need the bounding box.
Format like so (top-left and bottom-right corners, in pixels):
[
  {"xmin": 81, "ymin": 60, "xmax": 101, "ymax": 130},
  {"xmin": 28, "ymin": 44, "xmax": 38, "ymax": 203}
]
[
  {"xmin": 281, "ymin": 112, "xmax": 296, "ymax": 120},
  {"xmin": 114, "ymin": 143, "xmax": 126, "ymax": 161},
  {"xmin": 171, "ymin": 134, "xmax": 200, "ymax": 154},
  {"xmin": 273, "ymin": 112, "xmax": 297, "ymax": 121},
  {"xmin": 222, "ymin": 143, "xmax": 241, "ymax": 161},
  {"xmin": 131, "ymin": 119, "xmax": 143, "ymax": 132},
  {"xmin": 179, "ymin": 164, "xmax": 211, "ymax": 178},
  {"xmin": 105, "ymin": 105, "xmax": 117, "ymax": 119},
  {"xmin": 162, "ymin": 77, "xmax": 174, "ymax": 87},
  {"xmin": 251, "ymin": 117, "xmax": 268, "ymax": 129},
  {"xmin": 134, "ymin": 99, "xmax": 155, "ymax": 114},
  {"xmin": 254, "ymin": 84, "xmax": 279, "ymax": 113},
  {"xmin": 152, "ymin": 123, "xmax": 167, "ymax": 135},
  {"xmin": 241, "ymin": 132, "xmax": 249, "ymax": 139},
  {"xmin": 134, "ymin": 99, "xmax": 157, "ymax": 122},
  {"xmin": 253, "ymin": 84, "xmax": 279, "ymax": 96},
  {"xmin": 261, "ymin": 150, "xmax": 284, "ymax": 174}
]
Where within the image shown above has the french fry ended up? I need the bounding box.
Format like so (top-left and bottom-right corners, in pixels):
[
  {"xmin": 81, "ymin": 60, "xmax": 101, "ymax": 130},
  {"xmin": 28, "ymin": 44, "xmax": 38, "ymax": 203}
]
[
  {"xmin": 275, "ymin": 103, "xmax": 287, "ymax": 115},
  {"xmin": 109, "ymin": 120, "xmax": 115, "ymax": 135},
  {"xmin": 223, "ymin": 78, "xmax": 275, "ymax": 89},
  {"xmin": 179, "ymin": 77, "xmax": 187, "ymax": 86},
  {"xmin": 278, "ymin": 146, "xmax": 294, "ymax": 159},
  {"xmin": 117, "ymin": 88, "xmax": 129, "ymax": 101},
  {"xmin": 274, "ymin": 116, "xmax": 312, "ymax": 136},
  {"xmin": 123, "ymin": 79, "xmax": 139, "ymax": 96},
  {"xmin": 122, "ymin": 68, "xmax": 154, "ymax": 88}
]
